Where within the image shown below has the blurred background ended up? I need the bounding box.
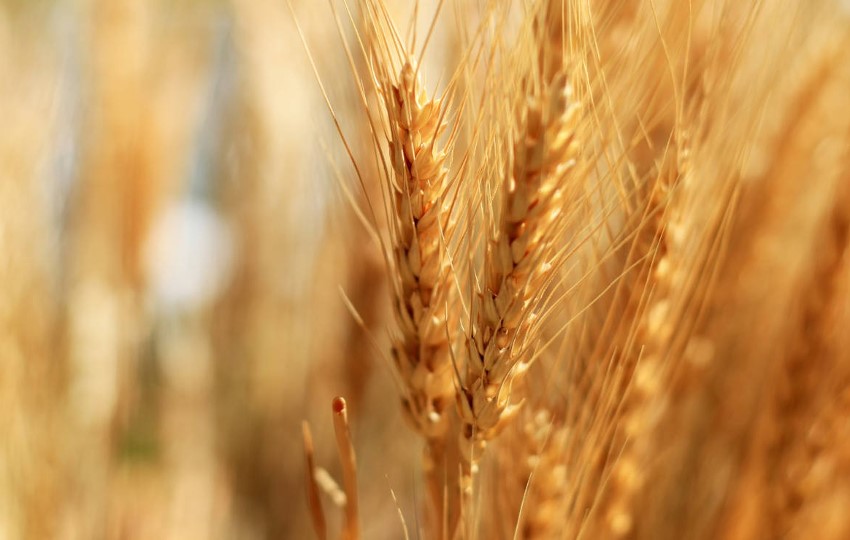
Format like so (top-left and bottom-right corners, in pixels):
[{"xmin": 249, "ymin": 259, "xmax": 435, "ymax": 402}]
[{"xmin": 0, "ymin": 0, "xmax": 451, "ymax": 538}]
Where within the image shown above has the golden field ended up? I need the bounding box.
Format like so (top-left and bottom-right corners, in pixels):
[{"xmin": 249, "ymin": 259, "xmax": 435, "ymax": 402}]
[{"xmin": 2, "ymin": 1, "xmax": 850, "ymax": 539}]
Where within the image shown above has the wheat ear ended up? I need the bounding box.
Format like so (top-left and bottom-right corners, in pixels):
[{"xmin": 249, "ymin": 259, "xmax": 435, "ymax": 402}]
[
  {"xmin": 383, "ymin": 59, "xmax": 456, "ymax": 442},
  {"xmin": 374, "ymin": 50, "xmax": 461, "ymax": 532},
  {"xmin": 458, "ymin": 8, "xmax": 584, "ymax": 483}
]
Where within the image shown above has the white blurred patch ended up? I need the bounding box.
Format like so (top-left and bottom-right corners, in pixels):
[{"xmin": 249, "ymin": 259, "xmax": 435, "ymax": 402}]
[{"xmin": 145, "ymin": 200, "xmax": 233, "ymax": 311}]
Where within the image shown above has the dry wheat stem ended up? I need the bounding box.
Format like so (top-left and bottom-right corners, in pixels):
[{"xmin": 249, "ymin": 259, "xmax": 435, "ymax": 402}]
[
  {"xmin": 332, "ymin": 397, "xmax": 360, "ymax": 540},
  {"xmin": 302, "ymin": 421, "xmax": 328, "ymax": 540}
]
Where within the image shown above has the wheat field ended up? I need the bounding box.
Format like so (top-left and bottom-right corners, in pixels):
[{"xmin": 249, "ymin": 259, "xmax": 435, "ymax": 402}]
[{"xmin": 1, "ymin": 0, "xmax": 849, "ymax": 539}]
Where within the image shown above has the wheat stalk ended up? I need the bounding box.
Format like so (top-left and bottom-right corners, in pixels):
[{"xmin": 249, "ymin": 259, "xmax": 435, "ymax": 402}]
[
  {"xmin": 301, "ymin": 421, "xmax": 328, "ymax": 540},
  {"xmin": 332, "ymin": 397, "xmax": 360, "ymax": 540}
]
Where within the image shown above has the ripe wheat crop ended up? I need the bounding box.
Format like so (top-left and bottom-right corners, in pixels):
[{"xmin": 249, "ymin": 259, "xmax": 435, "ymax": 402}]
[
  {"xmin": 300, "ymin": 0, "xmax": 850, "ymax": 539},
  {"xmin": 2, "ymin": 0, "xmax": 849, "ymax": 539}
]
